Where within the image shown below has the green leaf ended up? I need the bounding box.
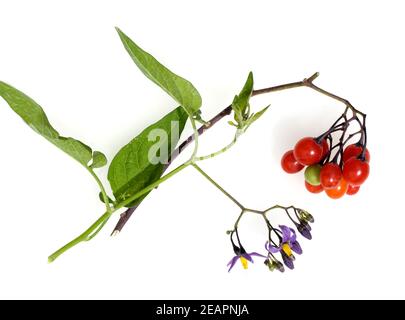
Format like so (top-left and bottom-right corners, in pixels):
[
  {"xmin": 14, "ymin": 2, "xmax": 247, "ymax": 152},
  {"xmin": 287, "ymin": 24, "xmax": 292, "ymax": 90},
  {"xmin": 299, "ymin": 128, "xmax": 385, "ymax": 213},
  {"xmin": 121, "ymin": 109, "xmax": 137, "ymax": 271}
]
[
  {"xmin": 245, "ymin": 105, "xmax": 270, "ymax": 130},
  {"xmin": 0, "ymin": 81, "xmax": 101, "ymax": 167},
  {"xmin": 108, "ymin": 106, "xmax": 188, "ymax": 206},
  {"xmin": 90, "ymin": 151, "xmax": 107, "ymax": 169},
  {"xmin": 232, "ymin": 72, "xmax": 254, "ymax": 125},
  {"xmin": 116, "ymin": 27, "xmax": 202, "ymax": 116}
]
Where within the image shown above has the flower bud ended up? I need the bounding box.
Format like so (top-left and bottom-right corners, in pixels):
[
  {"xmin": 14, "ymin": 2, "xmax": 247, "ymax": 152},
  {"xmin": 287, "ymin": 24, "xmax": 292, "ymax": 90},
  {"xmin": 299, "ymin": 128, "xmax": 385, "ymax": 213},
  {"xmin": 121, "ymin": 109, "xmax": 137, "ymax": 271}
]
[
  {"xmin": 264, "ymin": 259, "xmax": 276, "ymax": 272},
  {"xmin": 298, "ymin": 209, "xmax": 314, "ymax": 223},
  {"xmin": 297, "ymin": 223, "xmax": 312, "ymax": 240},
  {"xmin": 276, "ymin": 261, "xmax": 285, "ymax": 273}
]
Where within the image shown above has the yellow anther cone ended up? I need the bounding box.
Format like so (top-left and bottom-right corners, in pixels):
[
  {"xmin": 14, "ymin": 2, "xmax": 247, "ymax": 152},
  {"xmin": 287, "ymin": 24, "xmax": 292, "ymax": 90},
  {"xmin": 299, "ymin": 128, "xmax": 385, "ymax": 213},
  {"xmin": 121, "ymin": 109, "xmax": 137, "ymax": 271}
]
[
  {"xmin": 282, "ymin": 244, "xmax": 293, "ymax": 257},
  {"xmin": 240, "ymin": 256, "xmax": 249, "ymax": 269}
]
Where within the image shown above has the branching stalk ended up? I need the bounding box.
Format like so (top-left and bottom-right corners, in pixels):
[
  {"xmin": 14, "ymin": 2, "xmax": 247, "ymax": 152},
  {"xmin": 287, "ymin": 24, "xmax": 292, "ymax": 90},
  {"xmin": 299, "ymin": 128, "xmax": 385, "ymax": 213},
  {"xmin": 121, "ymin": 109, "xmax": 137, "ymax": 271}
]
[{"xmin": 112, "ymin": 72, "xmax": 365, "ymax": 234}]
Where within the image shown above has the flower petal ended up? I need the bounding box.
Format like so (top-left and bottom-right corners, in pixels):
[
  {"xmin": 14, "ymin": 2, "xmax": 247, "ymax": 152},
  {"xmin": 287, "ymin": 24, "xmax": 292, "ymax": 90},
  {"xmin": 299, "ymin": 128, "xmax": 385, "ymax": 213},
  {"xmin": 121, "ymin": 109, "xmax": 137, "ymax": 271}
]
[
  {"xmin": 279, "ymin": 225, "xmax": 292, "ymax": 242},
  {"xmin": 291, "ymin": 240, "xmax": 303, "ymax": 255},
  {"xmin": 290, "ymin": 228, "xmax": 297, "ymax": 243},
  {"xmin": 249, "ymin": 252, "xmax": 266, "ymax": 258},
  {"xmin": 227, "ymin": 256, "xmax": 239, "ymax": 272},
  {"xmin": 281, "ymin": 251, "xmax": 295, "ymax": 270},
  {"xmin": 242, "ymin": 253, "xmax": 254, "ymax": 263},
  {"xmin": 265, "ymin": 241, "xmax": 281, "ymax": 253}
]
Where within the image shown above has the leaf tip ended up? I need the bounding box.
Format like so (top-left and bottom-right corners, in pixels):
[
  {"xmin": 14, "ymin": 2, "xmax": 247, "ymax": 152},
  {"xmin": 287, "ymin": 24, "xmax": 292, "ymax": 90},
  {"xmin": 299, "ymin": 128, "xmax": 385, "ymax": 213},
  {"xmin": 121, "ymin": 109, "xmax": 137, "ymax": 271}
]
[
  {"xmin": 247, "ymin": 71, "xmax": 254, "ymax": 84},
  {"xmin": 115, "ymin": 27, "xmax": 126, "ymax": 40}
]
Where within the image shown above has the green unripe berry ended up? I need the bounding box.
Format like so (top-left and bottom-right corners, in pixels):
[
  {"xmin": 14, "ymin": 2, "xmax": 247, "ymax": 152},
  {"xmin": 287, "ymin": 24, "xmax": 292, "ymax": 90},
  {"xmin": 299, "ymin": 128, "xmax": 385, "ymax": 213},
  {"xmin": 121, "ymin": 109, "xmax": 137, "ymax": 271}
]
[{"xmin": 305, "ymin": 164, "xmax": 322, "ymax": 186}]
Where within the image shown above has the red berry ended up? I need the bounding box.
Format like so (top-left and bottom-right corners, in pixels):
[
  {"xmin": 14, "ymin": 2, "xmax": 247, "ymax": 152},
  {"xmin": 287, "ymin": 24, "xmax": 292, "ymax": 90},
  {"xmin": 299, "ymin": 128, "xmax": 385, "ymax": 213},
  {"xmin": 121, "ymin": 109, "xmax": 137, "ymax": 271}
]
[
  {"xmin": 321, "ymin": 139, "xmax": 329, "ymax": 159},
  {"xmin": 325, "ymin": 179, "xmax": 348, "ymax": 199},
  {"xmin": 281, "ymin": 150, "xmax": 304, "ymax": 174},
  {"xmin": 320, "ymin": 163, "xmax": 342, "ymax": 189},
  {"xmin": 347, "ymin": 184, "xmax": 360, "ymax": 195},
  {"xmin": 343, "ymin": 158, "xmax": 370, "ymax": 186},
  {"xmin": 293, "ymin": 137, "xmax": 323, "ymax": 166},
  {"xmin": 343, "ymin": 144, "xmax": 370, "ymax": 163},
  {"xmin": 305, "ymin": 181, "xmax": 323, "ymax": 194}
]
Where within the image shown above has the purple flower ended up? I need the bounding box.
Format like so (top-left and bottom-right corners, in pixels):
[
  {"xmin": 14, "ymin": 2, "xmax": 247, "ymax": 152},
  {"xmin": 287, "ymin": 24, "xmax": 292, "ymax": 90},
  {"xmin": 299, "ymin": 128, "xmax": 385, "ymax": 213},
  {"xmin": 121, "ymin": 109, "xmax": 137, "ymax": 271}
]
[
  {"xmin": 227, "ymin": 251, "xmax": 265, "ymax": 272},
  {"xmin": 265, "ymin": 225, "xmax": 303, "ymax": 270}
]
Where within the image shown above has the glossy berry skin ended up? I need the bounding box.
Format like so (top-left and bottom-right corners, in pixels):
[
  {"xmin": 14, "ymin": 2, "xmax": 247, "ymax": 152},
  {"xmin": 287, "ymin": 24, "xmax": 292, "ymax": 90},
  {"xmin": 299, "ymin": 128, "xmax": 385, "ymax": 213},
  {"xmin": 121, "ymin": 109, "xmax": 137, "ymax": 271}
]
[
  {"xmin": 343, "ymin": 158, "xmax": 370, "ymax": 186},
  {"xmin": 293, "ymin": 137, "xmax": 323, "ymax": 166},
  {"xmin": 347, "ymin": 184, "xmax": 360, "ymax": 195},
  {"xmin": 343, "ymin": 144, "xmax": 370, "ymax": 163},
  {"xmin": 325, "ymin": 179, "xmax": 348, "ymax": 199},
  {"xmin": 304, "ymin": 164, "xmax": 322, "ymax": 186},
  {"xmin": 281, "ymin": 150, "xmax": 304, "ymax": 174},
  {"xmin": 321, "ymin": 139, "xmax": 330, "ymax": 159},
  {"xmin": 305, "ymin": 181, "xmax": 323, "ymax": 194},
  {"xmin": 320, "ymin": 163, "xmax": 342, "ymax": 189}
]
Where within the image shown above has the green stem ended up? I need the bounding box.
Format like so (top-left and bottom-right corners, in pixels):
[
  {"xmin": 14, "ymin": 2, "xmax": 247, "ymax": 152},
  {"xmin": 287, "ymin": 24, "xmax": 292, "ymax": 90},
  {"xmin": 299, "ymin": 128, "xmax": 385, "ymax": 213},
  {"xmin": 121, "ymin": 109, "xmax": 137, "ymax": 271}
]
[
  {"xmin": 190, "ymin": 118, "xmax": 199, "ymax": 160},
  {"xmin": 48, "ymin": 211, "xmax": 112, "ymax": 262},
  {"xmin": 263, "ymin": 205, "xmax": 289, "ymax": 213},
  {"xmin": 87, "ymin": 167, "xmax": 112, "ymax": 213},
  {"xmin": 115, "ymin": 162, "xmax": 190, "ymax": 210},
  {"xmin": 48, "ymin": 162, "xmax": 191, "ymax": 262},
  {"xmin": 191, "ymin": 163, "xmax": 244, "ymax": 210},
  {"xmin": 234, "ymin": 210, "xmax": 245, "ymax": 229},
  {"xmin": 231, "ymin": 205, "xmax": 295, "ymax": 231},
  {"xmin": 87, "ymin": 217, "xmax": 111, "ymax": 241},
  {"xmin": 195, "ymin": 129, "xmax": 242, "ymax": 161},
  {"xmin": 244, "ymin": 208, "xmax": 264, "ymax": 214}
]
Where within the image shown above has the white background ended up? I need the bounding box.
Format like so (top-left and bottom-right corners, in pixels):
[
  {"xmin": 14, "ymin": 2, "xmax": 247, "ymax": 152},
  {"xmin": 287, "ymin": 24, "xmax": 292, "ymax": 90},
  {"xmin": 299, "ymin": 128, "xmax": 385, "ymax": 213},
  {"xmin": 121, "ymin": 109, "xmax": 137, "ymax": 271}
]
[{"xmin": 0, "ymin": 0, "xmax": 404, "ymax": 300}]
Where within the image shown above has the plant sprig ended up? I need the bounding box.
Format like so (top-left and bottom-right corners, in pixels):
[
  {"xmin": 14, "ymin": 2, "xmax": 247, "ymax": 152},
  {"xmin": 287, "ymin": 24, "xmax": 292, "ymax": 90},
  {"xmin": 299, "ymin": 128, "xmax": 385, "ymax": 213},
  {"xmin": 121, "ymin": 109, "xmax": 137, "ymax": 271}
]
[{"xmin": 0, "ymin": 27, "xmax": 362, "ymax": 268}]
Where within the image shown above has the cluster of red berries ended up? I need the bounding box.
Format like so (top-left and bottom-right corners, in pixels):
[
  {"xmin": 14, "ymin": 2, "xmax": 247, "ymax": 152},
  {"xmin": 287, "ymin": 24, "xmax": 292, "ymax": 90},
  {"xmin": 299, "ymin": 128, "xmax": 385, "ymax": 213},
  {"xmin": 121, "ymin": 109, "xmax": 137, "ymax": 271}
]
[{"xmin": 280, "ymin": 111, "xmax": 369, "ymax": 199}]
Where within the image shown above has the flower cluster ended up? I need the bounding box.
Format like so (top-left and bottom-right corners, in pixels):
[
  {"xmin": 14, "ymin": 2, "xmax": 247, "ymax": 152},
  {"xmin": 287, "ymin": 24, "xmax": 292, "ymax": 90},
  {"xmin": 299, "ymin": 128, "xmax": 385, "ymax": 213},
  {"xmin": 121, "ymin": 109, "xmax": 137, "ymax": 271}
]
[{"xmin": 227, "ymin": 207, "xmax": 314, "ymax": 272}]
